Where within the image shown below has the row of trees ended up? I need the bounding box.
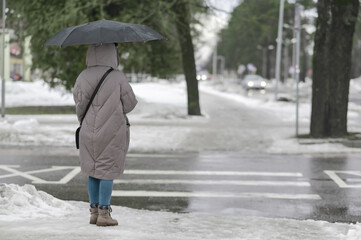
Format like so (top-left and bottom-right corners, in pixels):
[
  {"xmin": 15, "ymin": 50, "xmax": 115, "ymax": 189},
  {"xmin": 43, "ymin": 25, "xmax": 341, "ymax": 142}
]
[
  {"xmin": 6, "ymin": 0, "xmax": 361, "ymax": 138},
  {"xmin": 7, "ymin": 0, "xmax": 203, "ymax": 115},
  {"xmin": 217, "ymin": 0, "xmax": 360, "ymax": 138},
  {"xmin": 217, "ymin": 0, "xmax": 361, "ymax": 83},
  {"xmin": 216, "ymin": 0, "xmax": 315, "ymax": 81}
]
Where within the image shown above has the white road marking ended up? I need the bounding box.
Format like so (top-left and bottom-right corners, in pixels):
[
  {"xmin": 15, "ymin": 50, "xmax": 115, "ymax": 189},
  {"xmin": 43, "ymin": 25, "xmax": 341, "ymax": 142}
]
[
  {"xmin": 113, "ymin": 179, "xmax": 310, "ymax": 187},
  {"xmin": 0, "ymin": 166, "xmax": 77, "ymax": 179},
  {"xmin": 0, "ymin": 165, "xmax": 81, "ymax": 184},
  {"xmin": 324, "ymin": 170, "xmax": 361, "ymax": 188},
  {"xmin": 127, "ymin": 153, "xmax": 187, "ymax": 158},
  {"xmin": 0, "ymin": 165, "xmax": 45, "ymax": 183},
  {"xmin": 37, "ymin": 167, "xmax": 81, "ymax": 184},
  {"xmin": 345, "ymin": 179, "xmax": 361, "ymax": 183},
  {"xmin": 124, "ymin": 170, "xmax": 303, "ymax": 177},
  {"xmin": 0, "ymin": 165, "xmax": 20, "ymax": 168},
  {"xmin": 112, "ymin": 190, "xmax": 321, "ymax": 200}
]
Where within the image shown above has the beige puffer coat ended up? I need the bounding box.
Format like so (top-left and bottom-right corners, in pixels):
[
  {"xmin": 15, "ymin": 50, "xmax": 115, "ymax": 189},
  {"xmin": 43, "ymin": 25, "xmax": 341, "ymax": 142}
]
[{"xmin": 73, "ymin": 43, "xmax": 137, "ymax": 180}]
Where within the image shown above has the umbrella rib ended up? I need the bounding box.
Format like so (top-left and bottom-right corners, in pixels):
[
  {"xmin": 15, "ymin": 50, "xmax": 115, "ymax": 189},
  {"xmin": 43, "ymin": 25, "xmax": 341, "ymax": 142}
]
[
  {"xmin": 61, "ymin": 23, "xmax": 88, "ymax": 47},
  {"xmin": 128, "ymin": 26, "xmax": 146, "ymax": 42}
]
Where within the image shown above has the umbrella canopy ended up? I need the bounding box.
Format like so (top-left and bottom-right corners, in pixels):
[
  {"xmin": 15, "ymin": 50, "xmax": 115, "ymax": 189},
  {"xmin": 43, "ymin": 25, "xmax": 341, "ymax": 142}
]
[{"xmin": 45, "ymin": 20, "xmax": 165, "ymax": 47}]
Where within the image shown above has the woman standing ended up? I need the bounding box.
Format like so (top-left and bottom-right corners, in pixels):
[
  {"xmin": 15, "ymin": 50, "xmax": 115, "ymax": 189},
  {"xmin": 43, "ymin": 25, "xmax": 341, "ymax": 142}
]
[{"xmin": 73, "ymin": 43, "xmax": 137, "ymax": 227}]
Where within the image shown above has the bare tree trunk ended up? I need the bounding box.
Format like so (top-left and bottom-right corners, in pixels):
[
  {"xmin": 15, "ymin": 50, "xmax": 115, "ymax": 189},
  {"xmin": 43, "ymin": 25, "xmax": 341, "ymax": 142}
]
[
  {"xmin": 310, "ymin": 0, "xmax": 359, "ymax": 137},
  {"xmin": 351, "ymin": 39, "xmax": 361, "ymax": 78},
  {"xmin": 266, "ymin": 45, "xmax": 271, "ymax": 80},
  {"xmin": 283, "ymin": 42, "xmax": 289, "ymax": 82},
  {"xmin": 172, "ymin": 0, "xmax": 201, "ymax": 115},
  {"xmin": 300, "ymin": 30, "xmax": 307, "ymax": 82}
]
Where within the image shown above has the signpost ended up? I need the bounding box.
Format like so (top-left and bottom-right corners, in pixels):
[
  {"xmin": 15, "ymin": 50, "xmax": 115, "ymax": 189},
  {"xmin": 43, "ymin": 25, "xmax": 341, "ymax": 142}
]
[
  {"xmin": 275, "ymin": 0, "xmax": 285, "ymax": 101},
  {"xmin": 1, "ymin": 0, "xmax": 6, "ymax": 118},
  {"xmin": 294, "ymin": 3, "xmax": 302, "ymax": 137}
]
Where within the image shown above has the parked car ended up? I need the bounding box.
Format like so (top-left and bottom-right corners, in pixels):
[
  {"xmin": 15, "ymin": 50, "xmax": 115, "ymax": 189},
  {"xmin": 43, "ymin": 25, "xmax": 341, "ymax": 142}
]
[
  {"xmin": 10, "ymin": 73, "xmax": 22, "ymax": 81},
  {"xmin": 241, "ymin": 74, "xmax": 267, "ymax": 90}
]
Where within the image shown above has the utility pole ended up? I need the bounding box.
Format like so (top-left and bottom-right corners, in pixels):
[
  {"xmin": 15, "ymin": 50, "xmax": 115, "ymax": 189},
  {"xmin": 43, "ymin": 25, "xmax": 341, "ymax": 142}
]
[
  {"xmin": 283, "ymin": 39, "xmax": 290, "ymax": 82},
  {"xmin": 262, "ymin": 48, "xmax": 267, "ymax": 77},
  {"xmin": 294, "ymin": 3, "xmax": 302, "ymax": 137},
  {"xmin": 1, "ymin": 0, "xmax": 6, "ymax": 118},
  {"xmin": 275, "ymin": 0, "xmax": 285, "ymax": 101},
  {"xmin": 217, "ymin": 55, "xmax": 225, "ymax": 77},
  {"xmin": 212, "ymin": 43, "xmax": 217, "ymax": 80}
]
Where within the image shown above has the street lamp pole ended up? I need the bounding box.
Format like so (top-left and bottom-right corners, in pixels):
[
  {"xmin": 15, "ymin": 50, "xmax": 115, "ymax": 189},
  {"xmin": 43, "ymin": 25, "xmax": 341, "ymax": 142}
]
[
  {"xmin": 1, "ymin": 0, "xmax": 6, "ymax": 118},
  {"xmin": 294, "ymin": 3, "xmax": 302, "ymax": 137},
  {"xmin": 275, "ymin": 0, "xmax": 285, "ymax": 101},
  {"xmin": 212, "ymin": 43, "xmax": 217, "ymax": 80},
  {"xmin": 217, "ymin": 55, "xmax": 225, "ymax": 77}
]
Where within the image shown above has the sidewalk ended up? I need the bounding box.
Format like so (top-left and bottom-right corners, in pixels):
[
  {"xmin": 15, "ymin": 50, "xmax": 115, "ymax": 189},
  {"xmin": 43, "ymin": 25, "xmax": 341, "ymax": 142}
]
[
  {"xmin": 2, "ymin": 81, "xmax": 361, "ymax": 239},
  {"xmin": 1, "ymin": 80, "xmax": 361, "ymax": 154},
  {"xmin": 0, "ymin": 184, "xmax": 360, "ymax": 240}
]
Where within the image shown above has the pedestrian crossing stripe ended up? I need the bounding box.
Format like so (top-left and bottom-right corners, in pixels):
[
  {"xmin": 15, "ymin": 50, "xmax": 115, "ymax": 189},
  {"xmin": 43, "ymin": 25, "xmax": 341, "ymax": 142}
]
[
  {"xmin": 114, "ymin": 179, "xmax": 310, "ymax": 187},
  {"xmin": 112, "ymin": 190, "xmax": 322, "ymax": 200},
  {"xmin": 124, "ymin": 170, "xmax": 303, "ymax": 177},
  {"xmin": 0, "ymin": 165, "xmax": 321, "ymax": 200}
]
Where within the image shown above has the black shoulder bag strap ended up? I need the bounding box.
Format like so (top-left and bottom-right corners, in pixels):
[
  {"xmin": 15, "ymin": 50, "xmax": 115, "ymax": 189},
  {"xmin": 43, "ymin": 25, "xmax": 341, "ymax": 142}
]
[{"xmin": 75, "ymin": 67, "xmax": 114, "ymax": 149}]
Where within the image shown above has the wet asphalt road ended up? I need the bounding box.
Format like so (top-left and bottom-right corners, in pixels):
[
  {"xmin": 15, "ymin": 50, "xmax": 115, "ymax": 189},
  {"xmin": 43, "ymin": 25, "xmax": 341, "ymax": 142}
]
[{"xmin": 1, "ymin": 146, "xmax": 361, "ymax": 223}]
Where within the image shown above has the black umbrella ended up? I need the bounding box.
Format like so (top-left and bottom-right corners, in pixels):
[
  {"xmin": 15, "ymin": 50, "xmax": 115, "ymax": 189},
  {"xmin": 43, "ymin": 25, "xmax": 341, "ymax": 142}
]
[{"xmin": 45, "ymin": 19, "xmax": 165, "ymax": 47}]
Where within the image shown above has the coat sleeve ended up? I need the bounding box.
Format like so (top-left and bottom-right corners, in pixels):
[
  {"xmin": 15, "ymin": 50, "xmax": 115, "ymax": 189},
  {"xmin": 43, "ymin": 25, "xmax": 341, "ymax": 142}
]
[
  {"xmin": 73, "ymin": 80, "xmax": 85, "ymax": 123},
  {"xmin": 120, "ymin": 74, "xmax": 138, "ymax": 114}
]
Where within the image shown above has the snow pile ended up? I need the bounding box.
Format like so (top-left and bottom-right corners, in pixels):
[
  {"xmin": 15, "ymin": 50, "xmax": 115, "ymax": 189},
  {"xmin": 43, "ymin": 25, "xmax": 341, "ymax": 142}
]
[
  {"xmin": 0, "ymin": 184, "xmax": 75, "ymax": 220},
  {"xmin": 0, "ymin": 184, "xmax": 361, "ymax": 240},
  {"xmin": 0, "ymin": 80, "xmax": 205, "ymax": 149},
  {"xmin": 5, "ymin": 80, "xmax": 74, "ymax": 107},
  {"xmin": 0, "ymin": 117, "xmax": 76, "ymax": 146},
  {"xmin": 131, "ymin": 81, "xmax": 186, "ymax": 107},
  {"xmin": 0, "ymin": 80, "xmax": 202, "ymax": 150},
  {"xmin": 268, "ymin": 138, "xmax": 361, "ymax": 154},
  {"xmin": 5, "ymin": 79, "xmax": 195, "ymax": 121},
  {"xmin": 129, "ymin": 81, "xmax": 200, "ymax": 120},
  {"xmin": 350, "ymin": 77, "xmax": 361, "ymax": 92},
  {"xmin": 0, "ymin": 115, "xmax": 195, "ymax": 152},
  {"xmin": 12, "ymin": 118, "xmax": 40, "ymax": 131}
]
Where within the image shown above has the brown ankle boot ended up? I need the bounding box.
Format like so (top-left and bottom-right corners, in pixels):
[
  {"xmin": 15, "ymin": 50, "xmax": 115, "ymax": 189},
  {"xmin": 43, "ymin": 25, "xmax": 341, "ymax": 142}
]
[
  {"xmin": 96, "ymin": 206, "xmax": 118, "ymax": 227},
  {"xmin": 89, "ymin": 205, "xmax": 98, "ymax": 224}
]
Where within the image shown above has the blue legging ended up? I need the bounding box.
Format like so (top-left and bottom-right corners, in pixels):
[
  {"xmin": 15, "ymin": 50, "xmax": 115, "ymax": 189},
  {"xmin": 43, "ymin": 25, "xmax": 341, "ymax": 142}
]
[{"xmin": 88, "ymin": 176, "xmax": 113, "ymax": 207}]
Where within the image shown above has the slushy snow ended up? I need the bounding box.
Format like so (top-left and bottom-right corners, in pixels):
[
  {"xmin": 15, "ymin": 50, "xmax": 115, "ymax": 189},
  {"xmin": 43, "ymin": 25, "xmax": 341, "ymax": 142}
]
[
  {"xmin": 5, "ymin": 80, "xmax": 74, "ymax": 107},
  {"xmin": 0, "ymin": 117, "xmax": 77, "ymax": 146},
  {"xmin": 199, "ymin": 79, "xmax": 361, "ymax": 154},
  {"xmin": 2, "ymin": 79, "xmax": 361, "ymax": 153},
  {"xmin": 1, "ymin": 183, "xmax": 360, "ymax": 240},
  {"xmin": 0, "ymin": 80, "xmax": 203, "ymax": 150}
]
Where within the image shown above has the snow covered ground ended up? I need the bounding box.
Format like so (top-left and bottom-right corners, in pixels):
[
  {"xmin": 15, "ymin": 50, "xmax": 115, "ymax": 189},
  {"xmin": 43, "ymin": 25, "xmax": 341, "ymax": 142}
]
[
  {"xmin": 0, "ymin": 80, "xmax": 206, "ymax": 151},
  {"xmin": 1, "ymin": 183, "xmax": 360, "ymax": 240},
  {"xmin": 199, "ymin": 78, "xmax": 361, "ymax": 154},
  {"xmin": 5, "ymin": 80, "xmax": 74, "ymax": 107},
  {"xmin": 201, "ymin": 77, "xmax": 361, "ymax": 125},
  {"xmin": 1, "ymin": 78, "xmax": 361, "ymax": 154},
  {"xmin": 2, "ymin": 80, "xmax": 361, "ymax": 238}
]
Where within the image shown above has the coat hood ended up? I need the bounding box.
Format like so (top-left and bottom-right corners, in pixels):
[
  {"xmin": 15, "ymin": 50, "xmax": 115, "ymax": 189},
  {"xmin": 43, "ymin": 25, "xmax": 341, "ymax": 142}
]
[{"xmin": 86, "ymin": 43, "xmax": 118, "ymax": 69}]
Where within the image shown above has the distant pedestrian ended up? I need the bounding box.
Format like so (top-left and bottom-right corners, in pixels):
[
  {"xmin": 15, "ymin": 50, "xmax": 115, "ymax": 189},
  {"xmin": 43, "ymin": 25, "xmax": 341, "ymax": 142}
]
[{"xmin": 73, "ymin": 43, "xmax": 137, "ymax": 227}]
